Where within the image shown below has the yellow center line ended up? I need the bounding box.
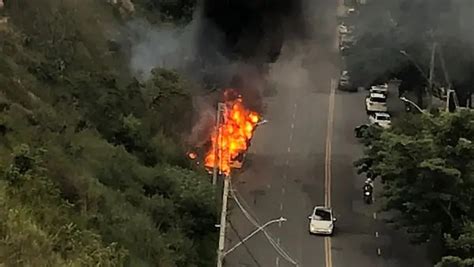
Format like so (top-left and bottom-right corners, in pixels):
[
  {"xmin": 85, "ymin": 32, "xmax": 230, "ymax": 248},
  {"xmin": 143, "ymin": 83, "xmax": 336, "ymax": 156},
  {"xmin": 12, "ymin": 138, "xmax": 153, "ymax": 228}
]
[{"xmin": 324, "ymin": 78, "xmax": 336, "ymax": 267}]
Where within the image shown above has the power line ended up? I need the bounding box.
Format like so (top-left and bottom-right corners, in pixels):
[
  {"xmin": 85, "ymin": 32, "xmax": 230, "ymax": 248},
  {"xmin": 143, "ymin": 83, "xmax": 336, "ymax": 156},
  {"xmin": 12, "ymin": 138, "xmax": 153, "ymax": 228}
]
[
  {"xmin": 231, "ymin": 189, "xmax": 296, "ymax": 265},
  {"xmin": 228, "ymin": 220, "xmax": 263, "ymax": 267},
  {"xmin": 230, "ymin": 182, "xmax": 300, "ymax": 266}
]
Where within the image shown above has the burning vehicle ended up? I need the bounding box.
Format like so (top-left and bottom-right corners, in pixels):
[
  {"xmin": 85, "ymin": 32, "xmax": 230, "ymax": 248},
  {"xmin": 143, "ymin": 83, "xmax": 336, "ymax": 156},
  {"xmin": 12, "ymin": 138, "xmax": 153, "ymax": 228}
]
[{"xmin": 189, "ymin": 89, "xmax": 261, "ymax": 175}]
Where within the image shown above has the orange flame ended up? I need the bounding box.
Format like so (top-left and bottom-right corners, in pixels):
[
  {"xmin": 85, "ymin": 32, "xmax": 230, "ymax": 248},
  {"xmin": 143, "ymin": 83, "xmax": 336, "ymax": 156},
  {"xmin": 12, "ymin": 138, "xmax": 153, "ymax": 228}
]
[{"xmin": 204, "ymin": 90, "xmax": 260, "ymax": 175}]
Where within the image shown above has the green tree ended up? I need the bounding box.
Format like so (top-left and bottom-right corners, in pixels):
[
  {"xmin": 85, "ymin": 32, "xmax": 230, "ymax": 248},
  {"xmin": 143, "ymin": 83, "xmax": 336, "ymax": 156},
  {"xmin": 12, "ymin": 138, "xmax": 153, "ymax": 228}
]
[
  {"xmin": 356, "ymin": 111, "xmax": 474, "ymax": 262},
  {"xmin": 435, "ymin": 222, "xmax": 474, "ymax": 267}
]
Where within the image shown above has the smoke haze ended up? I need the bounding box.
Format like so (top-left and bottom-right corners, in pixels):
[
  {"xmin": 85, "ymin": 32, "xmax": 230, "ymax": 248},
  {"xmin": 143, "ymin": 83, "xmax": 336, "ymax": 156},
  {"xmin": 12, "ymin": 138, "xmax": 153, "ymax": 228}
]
[
  {"xmin": 345, "ymin": 0, "xmax": 474, "ymax": 92},
  {"xmin": 126, "ymin": 0, "xmax": 337, "ymax": 147}
]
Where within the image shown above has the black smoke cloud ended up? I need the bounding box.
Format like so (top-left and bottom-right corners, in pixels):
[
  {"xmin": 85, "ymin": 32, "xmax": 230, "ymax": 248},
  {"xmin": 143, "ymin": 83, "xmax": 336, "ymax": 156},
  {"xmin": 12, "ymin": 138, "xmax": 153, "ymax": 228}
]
[
  {"xmin": 123, "ymin": 0, "xmax": 334, "ymax": 147},
  {"xmin": 126, "ymin": 0, "xmax": 308, "ymax": 81},
  {"xmin": 199, "ymin": 0, "xmax": 306, "ymax": 63},
  {"xmin": 196, "ymin": 0, "xmax": 309, "ymax": 112}
]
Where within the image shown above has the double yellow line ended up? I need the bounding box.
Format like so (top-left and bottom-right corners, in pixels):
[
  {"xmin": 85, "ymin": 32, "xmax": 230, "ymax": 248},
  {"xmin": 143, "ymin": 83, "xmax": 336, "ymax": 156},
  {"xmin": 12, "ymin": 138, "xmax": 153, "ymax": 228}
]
[{"xmin": 324, "ymin": 79, "xmax": 336, "ymax": 267}]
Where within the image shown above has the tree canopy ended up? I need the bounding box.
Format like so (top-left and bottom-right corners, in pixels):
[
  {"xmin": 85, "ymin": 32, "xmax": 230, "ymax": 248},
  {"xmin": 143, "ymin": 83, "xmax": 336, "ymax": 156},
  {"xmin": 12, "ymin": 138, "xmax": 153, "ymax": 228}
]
[{"xmin": 355, "ymin": 111, "xmax": 474, "ymax": 266}]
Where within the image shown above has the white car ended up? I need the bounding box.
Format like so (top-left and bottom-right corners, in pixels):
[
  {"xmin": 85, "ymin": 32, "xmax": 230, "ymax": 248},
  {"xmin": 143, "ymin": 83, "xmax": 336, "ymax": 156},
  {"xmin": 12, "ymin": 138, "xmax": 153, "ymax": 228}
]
[
  {"xmin": 369, "ymin": 84, "xmax": 388, "ymax": 96},
  {"xmin": 369, "ymin": 112, "xmax": 391, "ymax": 129},
  {"xmin": 308, "ymin": 206, "xmax": 336, "ymax": 235},
  {"xmin": 338, "ymin": 24, "xmax": 348, "ymax": 34},
  {"xmin": 366, "ymin": 93, "xmax": 387, "ymax": 113}
]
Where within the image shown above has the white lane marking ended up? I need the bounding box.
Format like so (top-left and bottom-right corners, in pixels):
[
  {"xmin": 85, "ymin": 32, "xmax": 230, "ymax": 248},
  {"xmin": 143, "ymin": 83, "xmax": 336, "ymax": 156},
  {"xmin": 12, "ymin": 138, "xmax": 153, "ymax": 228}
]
[
  {"xmin": 286, "ymin": 159, "xmax": 289, "ymax": 165},
  {"xmin": 287, "ymin": 146, "xmax": 291, "ymax": 153},
  {"xmin": 277, "ymin": 237, "xmax": 281, "ymax": 244},
  {"xmin": 267, "ymin": 184, "xmax": 271, "ymax": 189},
  {"xmin": 324, "ymin": 78, "xmax": 336, "ymax": 207},
  {"xmin": 282, "ymin": 187, "xmax": 286, "ymax": 195},
  {"xmin": 289, "ymin": 133, "xmax": 293, "ymax": 142},
  {"xmin": 292, "ymin": 102, "xmax": 297, "ymax": 119},
  {"xmin": 373, "ymin": 212, "xmax": 377, "ymax": 220},
  {"xmin": 278, "ymin": 220, "xmax": 282, "ymax": 227},
  {"xmin": 375, "ymin": 231, "xmax": 379, "ymax": 237},
  {"xmin": 276, "ymin": 257, "xmax": 280, "ymax": 267},
  {"xmin": 291, "ymin": 123, "xmax": 295, "ymax": 129},
  {"xmin": 377, "ymin": 248, "xmax": 382, "ymax": 256},
  {"xmin": 280, "ymin": 203, "xmax": 283, "ymax": 211}
]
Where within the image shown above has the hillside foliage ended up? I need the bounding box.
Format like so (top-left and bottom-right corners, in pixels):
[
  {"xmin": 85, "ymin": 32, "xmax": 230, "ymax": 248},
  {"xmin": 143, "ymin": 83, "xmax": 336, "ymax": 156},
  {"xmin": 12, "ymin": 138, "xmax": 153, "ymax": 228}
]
[{"xmin": 0, "ymin": 0, "xmax": 216, "ymax": 266}]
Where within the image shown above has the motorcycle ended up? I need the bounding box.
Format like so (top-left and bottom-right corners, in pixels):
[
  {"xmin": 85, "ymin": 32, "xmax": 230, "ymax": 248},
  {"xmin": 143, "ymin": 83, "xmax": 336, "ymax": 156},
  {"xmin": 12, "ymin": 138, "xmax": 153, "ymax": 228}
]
[{"xmin": 363, "ymin": 185, "xmax": 373, "ymax": 204}]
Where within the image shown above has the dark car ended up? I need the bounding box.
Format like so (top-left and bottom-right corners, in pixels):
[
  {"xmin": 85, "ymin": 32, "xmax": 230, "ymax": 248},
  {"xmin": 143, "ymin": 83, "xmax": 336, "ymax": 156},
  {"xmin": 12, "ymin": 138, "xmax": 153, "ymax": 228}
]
[
  {"xmin": 354, "ymin": 124, "xmax": 369, "ymax": 138},
  {"xmin": 338, "ymin": 72, "xmax": 357, "ymax": 92}
]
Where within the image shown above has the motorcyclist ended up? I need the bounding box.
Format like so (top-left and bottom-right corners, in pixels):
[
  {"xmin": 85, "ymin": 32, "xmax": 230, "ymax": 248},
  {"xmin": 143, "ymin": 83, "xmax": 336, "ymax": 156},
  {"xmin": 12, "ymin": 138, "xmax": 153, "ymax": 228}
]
[
  {"xmin": 363, "ymin": 178, "xmax": 374, "ymax": 204},
  {"xmin": 364, "ymin": 177, "xmax": 374, "ymax": 189}
]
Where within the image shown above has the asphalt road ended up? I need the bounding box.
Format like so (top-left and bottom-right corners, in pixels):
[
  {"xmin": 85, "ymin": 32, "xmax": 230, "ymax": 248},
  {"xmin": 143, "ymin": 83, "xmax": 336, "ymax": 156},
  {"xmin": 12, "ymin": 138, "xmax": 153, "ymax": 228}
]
[{"xmin": 224, "ymin": 0, "xmax": 431, "ymax": 266}]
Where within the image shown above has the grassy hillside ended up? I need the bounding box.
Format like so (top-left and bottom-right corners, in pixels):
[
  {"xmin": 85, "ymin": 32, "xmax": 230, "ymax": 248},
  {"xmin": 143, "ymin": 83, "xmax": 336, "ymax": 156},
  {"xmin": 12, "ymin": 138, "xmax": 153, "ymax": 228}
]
[{"xmin": 0, "ymin": 0, "xmax": 216, "ymax": 266}]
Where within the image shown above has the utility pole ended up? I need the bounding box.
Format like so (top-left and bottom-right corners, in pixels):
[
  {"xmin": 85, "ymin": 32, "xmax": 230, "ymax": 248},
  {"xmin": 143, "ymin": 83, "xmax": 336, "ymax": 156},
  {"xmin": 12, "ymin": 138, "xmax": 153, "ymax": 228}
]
[
  {"xmin": 427, "ymin": 42, "xmax": 437, "ymax": 109},
  {"xmin": 212, "ymin": 103, "xmax": 225, "ymax": 185},
  {"xmin": 437, "ymin": 46, "xmax": 459, "ymax": 112},
  {"xmin": 216, "ymin": 173, "xmax": 230, "ymax": 267},
  {"xmin": 213, "ymin": 101, "xmax": 228, "ymax": 267}
]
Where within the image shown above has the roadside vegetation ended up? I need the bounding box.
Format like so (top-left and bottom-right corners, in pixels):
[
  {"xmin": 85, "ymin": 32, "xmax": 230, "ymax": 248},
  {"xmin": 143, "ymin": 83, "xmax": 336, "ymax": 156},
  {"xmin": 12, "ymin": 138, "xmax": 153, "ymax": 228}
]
[
  {"xmin": 0, "ymin": 0, "xmax": 216, "ymax": 266},
  {"xmin": 356, "ymin": 111, "xmax": 474, "ymax": 266}
]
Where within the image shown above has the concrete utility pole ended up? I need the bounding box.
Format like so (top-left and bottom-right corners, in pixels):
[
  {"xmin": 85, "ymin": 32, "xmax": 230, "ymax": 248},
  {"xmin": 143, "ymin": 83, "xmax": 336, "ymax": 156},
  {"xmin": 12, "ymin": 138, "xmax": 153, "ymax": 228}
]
[
  {"xmin": 212, "ymin": 103, "xmax": 226, "ymax": 185},
  {"xmin": 436, "ymin": 46, "xmax": 461, "ymax": 112},
  {"xmin": 214, "ymin": 101, "xmax": 229, "ymax": 267},
  {"xmin": 446, "ymin": 89, "xmax": 459, "ymax": 112},
  {"xmin": 216, "ymin": 173, "xmax": 231, "ymax": 267},
  {"xmin": 427, "ymin": 42, "xmax": 437, "ymax": 109}
]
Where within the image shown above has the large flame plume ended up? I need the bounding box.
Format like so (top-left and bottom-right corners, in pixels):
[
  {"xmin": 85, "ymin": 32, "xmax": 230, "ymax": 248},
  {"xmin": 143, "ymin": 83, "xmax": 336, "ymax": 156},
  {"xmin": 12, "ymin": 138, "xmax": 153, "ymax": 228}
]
[{"xmin": 204, "ymin": 89, "xmax": 260, "ymax": 175}]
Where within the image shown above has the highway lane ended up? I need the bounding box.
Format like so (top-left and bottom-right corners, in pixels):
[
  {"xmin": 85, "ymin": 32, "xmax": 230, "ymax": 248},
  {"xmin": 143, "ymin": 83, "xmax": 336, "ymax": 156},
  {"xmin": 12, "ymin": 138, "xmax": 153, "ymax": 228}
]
[
  {"xmin": 224, "ymin": 0, "xmax": 337, "ymax": 266},
  {"xmin": 224, "ymin": 61, "xmax": 331, "ymax": 266}
]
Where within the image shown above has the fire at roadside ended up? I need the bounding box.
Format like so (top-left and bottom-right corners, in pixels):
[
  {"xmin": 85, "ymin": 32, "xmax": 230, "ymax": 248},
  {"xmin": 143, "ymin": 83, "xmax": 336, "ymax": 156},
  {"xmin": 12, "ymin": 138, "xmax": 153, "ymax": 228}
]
[{"xmin": 188, "ymin": 89, "xmax": 261, "ymax": 176}]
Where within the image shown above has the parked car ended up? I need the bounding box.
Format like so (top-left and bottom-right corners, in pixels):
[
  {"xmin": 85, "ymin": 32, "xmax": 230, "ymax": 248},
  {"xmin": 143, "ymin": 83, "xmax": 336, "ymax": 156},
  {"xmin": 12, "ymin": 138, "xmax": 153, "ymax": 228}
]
[
  {"xmin": 340, "ymin": 45, "xmax": 352, "ymax": 56},
  {"xmin": 369, "ymin": 112, "xmax": 391, "ymax": 129},
  {"xmin": 355, "ymin": 124, "xmax": 369, "ymax": 138},
  {"xmin": 338, "ymin": 24, "xmax": 353, "ymax": 34},
  {"xmin": 365, "ymin": 93, "xmax": 388, "ymax": 113},
  {"xmin": 338, "ymin": 24, "xmax": 349, "ymax": 34},
  {"xmin": 340, "ymin": 34, "xmax": 356, "ymax": 46},
  {"xmin": 369, "ymin": 84, "xmax": 388, "ymax": 96},
  {"xmin": 338, "ymin": 71, "xmax": 357, "ymax": 92}
]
